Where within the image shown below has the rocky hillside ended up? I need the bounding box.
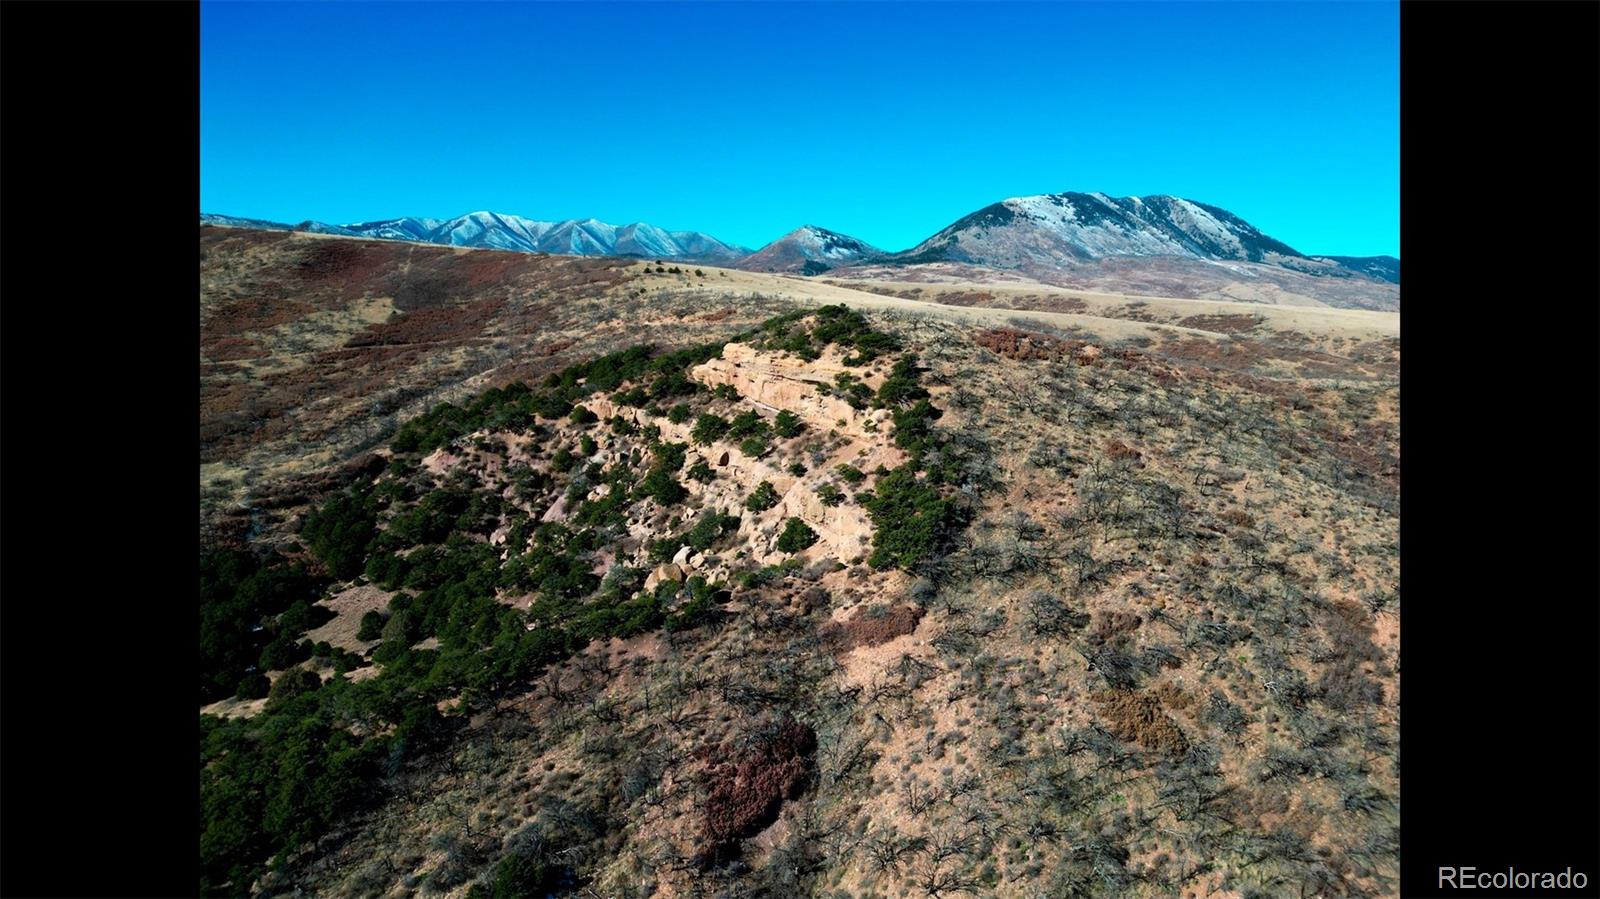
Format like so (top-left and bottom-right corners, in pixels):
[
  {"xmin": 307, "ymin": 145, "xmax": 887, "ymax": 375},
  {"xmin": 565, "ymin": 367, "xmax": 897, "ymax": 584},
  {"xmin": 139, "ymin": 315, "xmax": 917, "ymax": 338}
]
[
  {"xmin": 201, "ymin": 245, "xmax": 1399, "ymax": 898},
  {"xmin": 1314, "ymin": 255, "xmax": 1400, "ymax": 285}
]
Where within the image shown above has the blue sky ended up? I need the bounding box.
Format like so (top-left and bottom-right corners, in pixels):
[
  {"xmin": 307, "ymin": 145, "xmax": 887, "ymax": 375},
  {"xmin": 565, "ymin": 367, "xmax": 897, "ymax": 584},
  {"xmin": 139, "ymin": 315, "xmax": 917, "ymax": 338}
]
[{"xmin": 201, "ymin": 2, "xmax": 1398, "ymax": 257}]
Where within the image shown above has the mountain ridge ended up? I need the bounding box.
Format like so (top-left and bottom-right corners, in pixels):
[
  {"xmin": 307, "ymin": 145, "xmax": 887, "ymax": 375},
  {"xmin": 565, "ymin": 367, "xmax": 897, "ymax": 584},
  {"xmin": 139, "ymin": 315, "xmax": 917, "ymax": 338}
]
[
  {"xmin": 201, "ymin": 211, "xmax": 750, "ymax": 262},
  {"xmin": 202, "ymin": 192, "xmax": 1397, "ymax": 285}
]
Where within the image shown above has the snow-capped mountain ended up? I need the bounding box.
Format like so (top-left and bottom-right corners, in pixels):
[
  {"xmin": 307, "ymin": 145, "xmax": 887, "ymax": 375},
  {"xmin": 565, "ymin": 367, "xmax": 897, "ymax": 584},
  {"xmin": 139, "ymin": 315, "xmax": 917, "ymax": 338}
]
[
  {"xmin": 733, "ymin": 225, "xmax": 884, "ymax": 274},
  {"xmin": 200, "ymin": 211, "xmax": 749, "ymax": 262},
  {"xmin": 201, "ymin": 194, "xmax": 1396, "ymax": 290},
  {"xmin": 887, "ymin": 191, "xmax": 1394, "ymax": 283},
  {"xmin": 345, "ymin": 211, "xmax": 750, "ymax": 261},
  {"xmin": 200, "ymin": 213, "xmax": 295, "ymax": 231}
]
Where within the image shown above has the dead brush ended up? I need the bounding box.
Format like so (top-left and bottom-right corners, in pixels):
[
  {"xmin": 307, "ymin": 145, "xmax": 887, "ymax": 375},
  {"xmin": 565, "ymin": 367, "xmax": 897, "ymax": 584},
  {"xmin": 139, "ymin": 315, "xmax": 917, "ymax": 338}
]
[{"xmin": 865, "ymin": 830, "xmax": 926, "ymax": 877}]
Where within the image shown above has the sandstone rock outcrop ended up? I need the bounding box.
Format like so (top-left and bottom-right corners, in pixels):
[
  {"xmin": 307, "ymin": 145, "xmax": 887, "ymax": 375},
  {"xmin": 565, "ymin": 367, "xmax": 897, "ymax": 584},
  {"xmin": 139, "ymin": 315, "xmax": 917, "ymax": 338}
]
[
  {"xmin": 644, "ymin": 562, "xmax": 684, "ymax": 591},
  {"xmin": 692, "ymin": 343, "xmax": 890, "ymax": 440},
  {"xmin": 555, "ymin": 343, "xmax": 910, "ymax": 570}
]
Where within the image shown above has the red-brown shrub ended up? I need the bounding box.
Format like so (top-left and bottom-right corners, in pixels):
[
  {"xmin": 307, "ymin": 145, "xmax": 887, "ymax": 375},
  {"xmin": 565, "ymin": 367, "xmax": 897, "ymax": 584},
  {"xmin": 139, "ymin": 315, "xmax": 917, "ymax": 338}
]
[
  {"xmin": 1104, "ymin": 439, "xmax": 1143, "ymax": 463},
  {"xmin": 1091, "ymin": 689, "xmax": 1190, "ymax": 755},
  {"xmin": 1087, "ymin": 609, "xmax": 1143, "ymax": 647},
  {"xmin": 697, "ymin": 719, "xmax": 816, "ymax": 864},
  {"xmin": 972, "ymin": 327, "xmax": 1069, "ymax": 361},
  {"xmin": 819, "ymin": 604, "xmax": 924, "ymax": 652}
]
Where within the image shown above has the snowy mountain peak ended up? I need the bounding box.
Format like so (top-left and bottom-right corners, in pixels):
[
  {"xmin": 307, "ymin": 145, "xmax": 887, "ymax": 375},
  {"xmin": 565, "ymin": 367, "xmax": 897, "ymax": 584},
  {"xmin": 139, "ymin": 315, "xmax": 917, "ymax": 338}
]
[
  {"xmin": 732, "ymin": 225, "xmax": 884, "ymax": 274},
  {"xmin": 201, "ymin": 192, "xmax": 1394, "ymax": 288},
  {"xmin": 897, "ymin": 190, "xmax": 1308, "ymax": 268},
  {"xmin": 200, "ymin": 210, "xmax": 748, "ymax": 262}
]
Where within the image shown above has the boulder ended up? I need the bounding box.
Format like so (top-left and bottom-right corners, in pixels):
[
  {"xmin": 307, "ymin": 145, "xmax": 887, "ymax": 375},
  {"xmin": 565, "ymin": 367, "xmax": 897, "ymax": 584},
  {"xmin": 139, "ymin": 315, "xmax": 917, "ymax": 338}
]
[
  {"xmin": 643, "ymin": 563, "xmax": 684, "ymax": 591},
  {"xmin": 541, "ymin": 494, "xmax": 570, "ymax": 523}
]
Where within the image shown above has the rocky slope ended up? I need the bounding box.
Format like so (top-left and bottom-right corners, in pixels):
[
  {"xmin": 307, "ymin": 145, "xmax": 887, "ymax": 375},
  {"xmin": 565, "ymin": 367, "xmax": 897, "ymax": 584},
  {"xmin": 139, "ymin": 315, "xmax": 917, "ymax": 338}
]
[{"xmin": 1315, "ymin": 255, "xmax": 1400, "ymax": 284}]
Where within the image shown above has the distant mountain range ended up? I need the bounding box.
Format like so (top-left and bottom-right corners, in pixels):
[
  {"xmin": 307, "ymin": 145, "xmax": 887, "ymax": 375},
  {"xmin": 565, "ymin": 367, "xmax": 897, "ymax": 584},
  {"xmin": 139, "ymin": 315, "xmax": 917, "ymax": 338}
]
[
  {"xmin": 201, "ymin": 193, "xmax": 1397, "ymax": 286},
  {"xmin": 201, "ymin": 211, "xmax": 749, "ymax": 262}
]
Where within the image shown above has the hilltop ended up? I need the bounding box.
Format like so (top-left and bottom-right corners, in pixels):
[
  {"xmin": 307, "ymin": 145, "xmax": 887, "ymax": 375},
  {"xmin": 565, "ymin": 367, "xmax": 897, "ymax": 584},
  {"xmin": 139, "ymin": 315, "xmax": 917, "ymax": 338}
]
[{"xmin": 200, "ymin": 228, "xmax": 1398, "ymax": 899}]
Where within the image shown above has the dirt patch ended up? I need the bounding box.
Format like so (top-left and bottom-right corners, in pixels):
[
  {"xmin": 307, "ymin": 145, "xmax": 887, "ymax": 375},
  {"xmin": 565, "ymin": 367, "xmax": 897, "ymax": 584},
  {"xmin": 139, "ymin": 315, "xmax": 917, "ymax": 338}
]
[
  {"xmin": 199, "ymin": 695, "xmax": 268, "ymax": 720},
  {"xmin": 307, "ymin": 584, "xmax": 394, "ymax": 653}
]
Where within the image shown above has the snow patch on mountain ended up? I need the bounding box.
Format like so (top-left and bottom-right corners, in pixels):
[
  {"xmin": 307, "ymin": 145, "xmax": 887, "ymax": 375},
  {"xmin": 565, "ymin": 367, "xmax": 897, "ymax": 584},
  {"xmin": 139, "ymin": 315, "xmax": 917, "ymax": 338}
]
[
  {"xmin": 201, "ymin": 210, "xmax": 748, "ymax": 262},
  {"xmin": 731, "ymin": 225, "xmax": 884, "ymax": 273}
]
